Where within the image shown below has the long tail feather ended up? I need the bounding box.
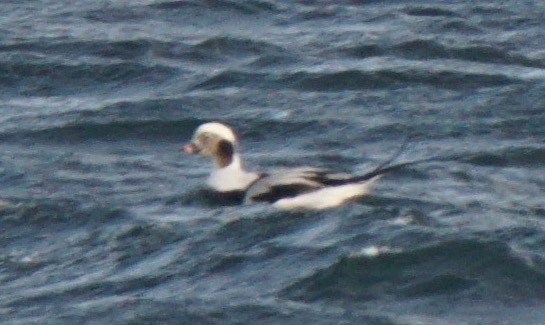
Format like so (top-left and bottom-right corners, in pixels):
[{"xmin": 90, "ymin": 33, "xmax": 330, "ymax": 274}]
[
  {"xmin": 338, "ymin": 137, "xmax": 457, "ymax": 184},
  {"xmin": 364, "ymin": 133, "xmax": 413, "ymax": 176},
  {"xmin": 349, "ymin": 156, "xmax": 442, "ymax": 182}
]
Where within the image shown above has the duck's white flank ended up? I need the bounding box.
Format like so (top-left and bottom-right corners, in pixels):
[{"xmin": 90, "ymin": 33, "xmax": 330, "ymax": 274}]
[{"xmin": 271, "ymin": 175, "xmax": 381, "ymax": 210}]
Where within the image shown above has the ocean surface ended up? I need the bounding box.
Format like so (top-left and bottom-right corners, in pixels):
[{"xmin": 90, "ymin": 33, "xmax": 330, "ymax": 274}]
[{"xmin": 1, "ymin": 1, "xmax": 545, "ymax": 324}]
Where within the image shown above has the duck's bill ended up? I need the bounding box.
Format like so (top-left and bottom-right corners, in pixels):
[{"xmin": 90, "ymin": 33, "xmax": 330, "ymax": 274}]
[{"xmin": 181, "ymin": 143, "xmax": 200, "ymax": 154}]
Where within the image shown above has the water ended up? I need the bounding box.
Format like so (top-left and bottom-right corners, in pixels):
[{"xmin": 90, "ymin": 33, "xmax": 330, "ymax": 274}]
[{"xmin": 1, "ymin": 1, "xmax": 545, "ymax": 324}]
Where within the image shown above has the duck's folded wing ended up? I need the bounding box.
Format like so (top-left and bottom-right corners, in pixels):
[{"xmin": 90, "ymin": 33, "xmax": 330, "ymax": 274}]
[{"xmin": 243, "ymin": 167, "xmax": 352, "ymax": 204}]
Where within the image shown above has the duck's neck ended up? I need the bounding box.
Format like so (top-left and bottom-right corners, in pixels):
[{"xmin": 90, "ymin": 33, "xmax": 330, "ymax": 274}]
[
  {"xmin": 208, "ymin": 154, "xmax": 259, "ymax": 192},
  {"xmin": 214, "ymin": 152, "xmax": 242, "ymax": 170}
]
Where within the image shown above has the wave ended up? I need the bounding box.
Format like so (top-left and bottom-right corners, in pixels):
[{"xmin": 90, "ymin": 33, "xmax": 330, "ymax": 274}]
[
  {"xmin": 84, "ymin": 7, "xmax": 147, "ymax": 23},
  {"xmin": 0, "ymin": 161, "xmax": 25, "ymax": 187},
  {"xmin": 0, "ymin": 60, "xmax": 174, "ymax": 96},
  {"xmin": 214, "ymin": 209, "xmax": 319, "ymax": 249},
  {"xmin": 76, "ymin": 298, "xmax": 402, "ymax": 325},
  {"xmin": 1, "ymin": 36, "xmax": 287, "ymax": 65},
  {"xmin": 0, "ymin": 199, "xmax": 131, "ymax": 273},
  {"xmin": 282, "ymin": 238, "xmax": 545, "ymax": 302},
  {"xmin": 0, "ymin": 119, "xmax": 204, "ymax": 144},
  {"xmin": 148, "ymin": 0, "xmax": 278, "ymax": 15},
  {"xmin": 344, "ymin": 39, "xmax": 544, "ymax": 68},
  {"xmin": 5, "ymin": 39, "xmax": 173, "ymax": 59},
  {"xmin": 0, "ymin": 114, "xmax": 329, "ymax": 144},
  {"xmin": 2, "ymin": 202, "xmax": 186, "ymax": 313},
  {"xmin": 394, "ymin": 40, "xmax": 545, "ymax": 68},
  {"xmin": 0, "ymin": 104, "xmax": 356, "ymax": 144},
  {"xmin": 192, "ymin": 36, "xmax": 285, "ymax": 59},
  {"xmin": 192, "ymin": 71, "xmax": 267, "ymax": 90},
  {"xmin": 440, "ymin": 19, "xmax": 483, "ymax": 33},
  {"xmin": 193, "ymin": 68, "xmax": 519, "ymax": 92},
  {"xmin": 403, "ymin": 6, "xmax": 460, "ymax": 17},
  {"xmin": 462, "ymin": 146, "xmax": 545, "ymax": 167},
  {"xmin": 0, "ymin": 38, "xmax": 202, "ymax": 62},
  {"xmin": 1, "ymin": 199, "xmax": 129, "ymax": 228}
]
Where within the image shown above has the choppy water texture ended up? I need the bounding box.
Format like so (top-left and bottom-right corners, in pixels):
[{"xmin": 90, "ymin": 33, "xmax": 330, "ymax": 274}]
[{"xmin": 1, "ymin": 1, "xmax": 545, "ymax": 324}]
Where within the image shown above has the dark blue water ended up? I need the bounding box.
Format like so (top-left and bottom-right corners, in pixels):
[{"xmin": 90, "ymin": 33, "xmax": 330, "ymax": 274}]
[{"xmin": 1, "ymin": 1, "xmax": 545, "ymax": 324}]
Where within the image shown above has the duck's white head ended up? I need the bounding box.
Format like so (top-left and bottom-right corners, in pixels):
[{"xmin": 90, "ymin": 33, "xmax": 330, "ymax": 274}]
[
  {"xmin": 182, "ymin": 122, "xmax": 239, "ymax": 168},
  {"xmin": 182, "ymin": 122, "xmax": 259, "ymax": 192}
]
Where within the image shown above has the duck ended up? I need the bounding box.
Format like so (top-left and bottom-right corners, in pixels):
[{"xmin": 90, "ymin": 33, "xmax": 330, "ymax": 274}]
[{"xmin": 182, "ymin": 122, "xmax": 420, "ymax": 210}]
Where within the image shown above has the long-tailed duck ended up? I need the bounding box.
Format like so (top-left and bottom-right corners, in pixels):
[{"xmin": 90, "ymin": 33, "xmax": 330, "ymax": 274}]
[{"xmin": 182, "ymin": 122, "xmax": 420, "ymax": 209}]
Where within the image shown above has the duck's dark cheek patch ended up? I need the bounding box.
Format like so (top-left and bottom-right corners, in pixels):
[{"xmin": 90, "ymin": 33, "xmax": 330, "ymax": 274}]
[{"xmin": 216, "ymin": 139, "xmax": 234, "ymax": 167}]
